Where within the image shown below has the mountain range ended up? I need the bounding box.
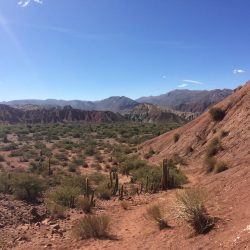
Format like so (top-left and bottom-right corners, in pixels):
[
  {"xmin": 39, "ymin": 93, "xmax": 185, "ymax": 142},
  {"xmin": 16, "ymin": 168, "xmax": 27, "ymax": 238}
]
[
  {"xmin": 1, "ymin": 88, "xmax": 233, "ymax": 113},
  {"xmin": 0, "ymin": 88, "xmax": 234, "ymax": 124}
]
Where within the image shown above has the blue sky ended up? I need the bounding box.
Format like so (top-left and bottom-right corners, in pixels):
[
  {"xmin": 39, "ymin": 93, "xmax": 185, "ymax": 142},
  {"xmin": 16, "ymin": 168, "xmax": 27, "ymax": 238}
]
[{"xmin": 0, "ymin": 0, "xmax": 249, "ymax": 101}]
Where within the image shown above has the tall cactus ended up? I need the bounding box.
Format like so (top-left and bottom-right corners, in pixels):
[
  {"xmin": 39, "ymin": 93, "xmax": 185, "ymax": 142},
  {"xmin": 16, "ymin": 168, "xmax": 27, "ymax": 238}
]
[
  {"xmin": 48, "ymin": 157, "xmax": 52, "ymax": 175},
  {"xmin": 112, "ymin": 173, "xmax": 119, "ymax": 195},
  {"xmin": 145, "ymin": 175, "xmax": 149, "ymax": 193},
  {"xmin": 109, "ymin": 170, "xmax": 113, "ymax": 188},
  {"xmin": 119, "ymin": 184, "xmax": 124, "ymax": 200},
  {"xmin": 85, "ymin": 177, "xmax": 90, "ymax": 198},
  {"xmin": 162, "ymin": 159, "xmax": 169, "ymax": 190}
]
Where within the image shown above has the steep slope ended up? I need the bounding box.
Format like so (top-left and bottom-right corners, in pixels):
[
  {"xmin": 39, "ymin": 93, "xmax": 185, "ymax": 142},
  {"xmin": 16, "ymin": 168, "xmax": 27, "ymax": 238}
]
[
  {"xmin": 0, "ymin": 105, "xmax": 126, "ymax": 123},
  {"xmin": 137, "ymin": 89, "xmax": 233, "ymax": 113},
  {"xmin": 0, "ymin": 104, "xmax": 23, "ymax": 123},
  {"xmin": 124, "ymin": 103, "xmax": 197, "ymax": 123},
  {"xmin": 138, "ymin": 81, "xmax": 250, "ymax": 248},
  {"xmin": 139, "ymin": 83, "xmax": 249, "ymax": 167}
]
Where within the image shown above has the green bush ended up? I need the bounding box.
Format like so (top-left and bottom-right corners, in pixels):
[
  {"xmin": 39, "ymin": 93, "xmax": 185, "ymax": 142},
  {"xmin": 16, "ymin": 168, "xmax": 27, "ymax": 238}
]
[
  {"xmin": 48, "ymin": 186, "xmax": 81, "ymax": 208},
  {"xmin": 45, "ymin": 200, "xmax": 66, "ymax": 219},
  {"xmin": 120, "ymin": 158, "xmax": 147, "ymax": 175},
  {"xmin": 77, "ymin": 195, "xmax": 93, "ymax": 213},
  {"xmin": 0, "ymin": 173, "xmax": 12, "ymax": 194},
  {"xmin": 11, "ymin": 173, "xmax": 45, "ymax": 202},
  {"xmin": 209, "ymin": 107, "xmax": 225, "ymax": 121},
  {"xmin": 167, "ymin": 160, "xmax": 188, "ymax": 188},
  {"xmin": 96, "ymin": 182, "xmax": 111, "ymax": 200}
]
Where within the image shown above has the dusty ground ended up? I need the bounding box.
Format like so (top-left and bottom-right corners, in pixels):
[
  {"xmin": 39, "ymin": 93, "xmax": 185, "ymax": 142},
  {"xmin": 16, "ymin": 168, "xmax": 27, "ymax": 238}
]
[{"xmin": 1, "ymin": 160, "xmax": 249, "ymax": 250}]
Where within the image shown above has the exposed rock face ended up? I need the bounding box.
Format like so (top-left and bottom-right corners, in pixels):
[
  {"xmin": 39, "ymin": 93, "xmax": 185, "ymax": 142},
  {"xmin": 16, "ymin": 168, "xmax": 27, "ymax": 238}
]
[
  {"xmin": 124, "ymin": 103, "xmax": 197, "ymax": 123},
  {"xmin": 137, "ymin": 89, "xmax": 233, "ymax": 113},
  {"xmin": 0, "ymin": 105, "xmax": 126, "ymax": 124}
]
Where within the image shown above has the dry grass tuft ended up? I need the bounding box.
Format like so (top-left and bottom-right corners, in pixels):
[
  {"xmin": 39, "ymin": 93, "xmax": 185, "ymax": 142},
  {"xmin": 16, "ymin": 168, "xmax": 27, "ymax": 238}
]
[
  {"xmin": 146, "ymin": 204, "xmax": 169, "ymax": 230},
  {"xmin": 173, "ymin": 187, "xmax": 214, "ymax": 234},
  {"xmin": 72, "ymin": 214, "xmax": 110, "ymax": 239}
]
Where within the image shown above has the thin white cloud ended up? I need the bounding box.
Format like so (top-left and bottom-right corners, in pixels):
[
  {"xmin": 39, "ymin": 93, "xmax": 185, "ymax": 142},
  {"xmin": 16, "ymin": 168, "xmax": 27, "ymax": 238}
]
[
  {"xmin": 233, "ymin": 69, "xmax": 245, "ymax": 74},
  {"xmin": 18, "ymin": 0, "xmax": 43, "ymax": 7},
  {"xmin": 162, "ymin": 75, "xmax": 167, "ymax": 79},
  {"xmin": 178, "ymin": 83, "xmax": 188, "ymax": 88},
  {"xmin": 183, "ymin": 79, "xmax": 204, "ymax": 85}
]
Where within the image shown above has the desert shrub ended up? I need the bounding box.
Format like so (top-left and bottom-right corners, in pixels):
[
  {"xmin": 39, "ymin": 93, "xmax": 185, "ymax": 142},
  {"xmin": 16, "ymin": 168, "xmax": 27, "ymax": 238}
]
[
  {"xmin": 48, "ymin": 186, "xmax": 81, "ymax": 208},
  {"xmin": 68, "ymin": 163, "xmax": 78, "ymax": 172},
  {"xmin": 72, "ymin": 215, "xmax": 110, "ymax": 239},
  {"xmin": 168, "ymin": 161, "xmax": 188, "ymax": 188},
  {"xmin": 0, "ymin": 173, "xmax": 12, "ymax": 194},
  {"xmin": 131, "ymin": 165, "xmax": 162, "ymax": 192},
  {"xmin": 89, "ymin": 172, "xmax": 107, "ymax": 185},
  {"xmin": 203, "ymin": 157, "xmax": 217, "ymax": 173},
  {"xmin": 173, "ymin": 133, "xmax": 180, "ymax": 143},
  {"xmin": 186, "ymin": 146, "xmax": 194, "ymax": 155},
  {"xmin": 120, "ymin": 200, "xmax": 130, "ymax": 210},
  {"xmin": 144, "ymin": 148, "xmax": 155, "ymax": 159},
  {"xmin": 54, "ymin": 153, "xmax": 68, "ymax": 162},
  {"xmin": 62, "ymin": 176, "xmax": 87, "ymax": 194},
  {"xmin": 173, "ymin": 187, "xmax": 214, "ymax": 234},
  {"xmin": 72, "ymin": 156, "xmax": 85, "ymax": 166},
  {"xmin": 209, "ymin": 107, "xmax": 225, "ymax": 121},
  {"xmin": 95, "ymin": 154, "xmax": 103, "ymax": 162},
  {"xmin": 120, "ymin": 158, "xmax": 147, "ymax": 175},
  {"xmin": 220, "ymin": 130, "xmax": 229, "ymax": 138},
  {"xmin": 45, "ymin": 200, "xmax": 66, "ymax": 219},
  {"xmin": 131, "ymin": 159, "xmax": 187, "ymax": 192},
  {"xmin": 91, "ymin": 163, "xmax": 102, "ymax": 171},
  {"xmin": 170, "ymin": 153, "xmax": 186, "ymax": 165},
  {"xmin": 146, "ymin": 204, "xmax": 168, "ymax": 230},
  {"xmin": 214, "ymin": 161, "xmax": 228, "ymax": 173},
  {"xmin": 85, "ymin": 146, "xmax": 96, "ymax": 156},
  {"xmin": 1, "ymin": 143, "xmax": 18, "ymax": 151},
  {"xmin": 77, "ymin": 196, "xmax": 93, "ymax": 213},
  {"xmin": 96, "ymin": 182, "xmax": 111, "ymax": 200},
  {"xmin": 0, "ymin": 155, "xmax": 5, "ymax": 162},
  {"xmin": 11, "ymin": 173, "xmax": 45, "ymax": 202},
  {"xmin": 206, "ymin": 138, "xmax": 221, "ymax": 157}
]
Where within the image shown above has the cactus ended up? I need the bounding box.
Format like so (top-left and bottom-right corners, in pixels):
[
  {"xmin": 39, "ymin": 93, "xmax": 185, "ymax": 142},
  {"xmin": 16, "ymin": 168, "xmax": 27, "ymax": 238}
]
[
  {"xmin": 90, "ymin": 190, "xmax": 95, "ymax": 207},
  {"xmin": 48, "ymin": 157, "xmax": 52, "ymax": 175},
  {"xmin": 119, "ymin": 185, "xmax": 124, "ymax": 200},
  {"xmin": 85, "ymin": 177, "xmax": 90, "ymax": 198},
  {"xmin": 162, "ymin": 159, "xmax": 169, "ymax": 190},
  {"xmin": 145, "ymin": 175, "xmax": 149, "ymax": 193},
  {"xmin": 109, "ymin": 170, "xmax": 113, "ymax": 188},
  {"xmin": 112, "ymin": 173, "xmax": 119, "ymax": 195},
  {"xmin": 140, "ymin": 182, "xmax": 143, "ymax": 194}
]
